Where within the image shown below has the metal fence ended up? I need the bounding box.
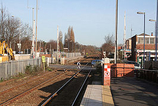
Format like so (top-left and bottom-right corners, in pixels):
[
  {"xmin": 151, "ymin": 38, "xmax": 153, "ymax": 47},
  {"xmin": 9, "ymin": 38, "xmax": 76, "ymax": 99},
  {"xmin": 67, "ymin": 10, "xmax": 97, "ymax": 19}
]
[
  {"xmin": 0, "ymin": 58, "xmax": 41, "ymax": 80},
  {"xmin": 52, "ymin": 52, "xmax": 81, "ymax": 58},
  {"xmin": 65, "ymin": 52, "xmax": 81, "ymax": 58}
]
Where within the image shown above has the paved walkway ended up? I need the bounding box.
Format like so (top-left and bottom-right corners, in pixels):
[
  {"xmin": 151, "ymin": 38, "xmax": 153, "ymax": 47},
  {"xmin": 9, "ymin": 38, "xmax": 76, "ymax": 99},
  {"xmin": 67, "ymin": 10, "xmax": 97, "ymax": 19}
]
[
  {"xmin": 80, "ymin": 81, "xmax": 114, "ymax": 106},
  {"xmin": 111, "ymin": 77, "xmax": 158, "ymax": 106}
]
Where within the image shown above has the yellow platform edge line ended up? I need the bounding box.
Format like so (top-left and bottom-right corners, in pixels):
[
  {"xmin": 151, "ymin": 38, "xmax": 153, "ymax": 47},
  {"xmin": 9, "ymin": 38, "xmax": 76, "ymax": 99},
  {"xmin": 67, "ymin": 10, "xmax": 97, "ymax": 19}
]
[{"xmin": 102, "ymin": 86, "xmax": 114, "ymax": 106}]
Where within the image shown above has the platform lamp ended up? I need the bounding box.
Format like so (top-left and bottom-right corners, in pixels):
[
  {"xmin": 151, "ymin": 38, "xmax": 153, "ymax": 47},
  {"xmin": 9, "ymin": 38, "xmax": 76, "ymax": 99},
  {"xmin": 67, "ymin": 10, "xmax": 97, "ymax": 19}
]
[
  {"xmin": 137, "ymin": 12, "xmax": 145, "ymax": 64},
  {"xmin": 149, "ymin": 19, "xmax": 157, "ymax": 61}
]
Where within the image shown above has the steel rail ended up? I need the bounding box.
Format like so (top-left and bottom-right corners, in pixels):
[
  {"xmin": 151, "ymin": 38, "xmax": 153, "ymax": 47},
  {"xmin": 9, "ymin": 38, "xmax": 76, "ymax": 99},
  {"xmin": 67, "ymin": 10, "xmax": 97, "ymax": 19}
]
[
  {"xmin": 71, "ymin": 70, "xmax": 91, "ymax": 106},
  {"xmin": 41, "ymin": 63, "xmax": 88, "ymax": 106},
  {"xmin": 0, "ymin": 70, "xmax": 67, "ymax": 106},
  {"xmin": 41, "ymin": 70, "xmax": 82, "ymax": 106}
]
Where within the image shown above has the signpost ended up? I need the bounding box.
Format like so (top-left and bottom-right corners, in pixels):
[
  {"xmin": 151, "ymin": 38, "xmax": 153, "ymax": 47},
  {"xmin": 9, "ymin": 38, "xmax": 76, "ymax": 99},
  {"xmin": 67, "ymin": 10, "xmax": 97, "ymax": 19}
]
[{"xmin": 42, "ymin": 56, "xmax": 46, "ymax": 72}]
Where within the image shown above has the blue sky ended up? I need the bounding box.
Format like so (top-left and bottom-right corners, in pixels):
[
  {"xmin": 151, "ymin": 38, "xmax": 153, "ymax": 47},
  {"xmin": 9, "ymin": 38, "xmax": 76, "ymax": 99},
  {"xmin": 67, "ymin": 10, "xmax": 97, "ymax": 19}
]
[{"xmin": 0, "ymin": 0, "xmax": 157, "ymax": 47}]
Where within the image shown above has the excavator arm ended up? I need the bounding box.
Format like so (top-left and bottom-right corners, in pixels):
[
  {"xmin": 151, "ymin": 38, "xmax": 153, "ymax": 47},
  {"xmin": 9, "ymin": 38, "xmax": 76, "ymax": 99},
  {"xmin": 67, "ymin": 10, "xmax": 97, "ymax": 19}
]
[{"xmin": 0, "ymin": 41, "xmax": 15, "ymax": 61}]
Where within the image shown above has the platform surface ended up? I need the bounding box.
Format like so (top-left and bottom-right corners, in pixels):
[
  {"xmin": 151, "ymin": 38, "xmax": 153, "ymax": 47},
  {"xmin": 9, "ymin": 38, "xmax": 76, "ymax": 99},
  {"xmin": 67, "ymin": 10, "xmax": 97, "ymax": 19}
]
[
  {"xmin": 111, "ymin": 77, "xmax": 158, "ymax": 106},
  {"xmin": 80, "ymin": 83, "xmax": 114, "ymax": 106}
]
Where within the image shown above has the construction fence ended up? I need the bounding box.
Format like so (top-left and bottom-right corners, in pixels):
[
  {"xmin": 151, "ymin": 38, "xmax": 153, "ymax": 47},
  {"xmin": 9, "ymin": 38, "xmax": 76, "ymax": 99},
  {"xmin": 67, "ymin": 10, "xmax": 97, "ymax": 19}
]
[{"xmin": 0, "ymin": 58, "xmax": 41, "ymax": 80}]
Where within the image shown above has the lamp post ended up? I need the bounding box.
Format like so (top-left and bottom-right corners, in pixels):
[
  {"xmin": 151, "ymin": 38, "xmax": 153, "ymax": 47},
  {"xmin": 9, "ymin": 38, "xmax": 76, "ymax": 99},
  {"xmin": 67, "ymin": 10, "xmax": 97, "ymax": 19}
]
[
  {"xmin": 18, "ymin": 18, "xmax": 21, "ymax": 54},
  {"xmin": 137, "ymin": 12, "xmax": 145, "ymax": 63},
  {"xmin": 11, "ymin": 16, "xmax": 14, "ymax": 49},
  {"xmin": 35, "ymin": 0, "xmax": 38, "ymax": 58},
  {"xmin": 149, "ymin": 19, "xmax": 157, "ymax": 61}
]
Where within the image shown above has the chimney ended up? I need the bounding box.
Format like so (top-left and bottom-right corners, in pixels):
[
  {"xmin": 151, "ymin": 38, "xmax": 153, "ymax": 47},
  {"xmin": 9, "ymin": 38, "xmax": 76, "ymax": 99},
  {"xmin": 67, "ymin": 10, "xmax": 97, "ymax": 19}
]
[{"xmin": 151, "ymin": 32, "xmax": 153, "ymax": 36}]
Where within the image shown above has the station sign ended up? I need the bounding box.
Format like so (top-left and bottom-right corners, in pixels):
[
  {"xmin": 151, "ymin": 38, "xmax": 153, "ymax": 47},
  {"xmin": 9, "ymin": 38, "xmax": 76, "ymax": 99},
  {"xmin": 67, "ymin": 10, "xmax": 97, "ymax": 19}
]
[{"xmin": 42, "ymin": 56, "xmax": 46, "ymax": 62}]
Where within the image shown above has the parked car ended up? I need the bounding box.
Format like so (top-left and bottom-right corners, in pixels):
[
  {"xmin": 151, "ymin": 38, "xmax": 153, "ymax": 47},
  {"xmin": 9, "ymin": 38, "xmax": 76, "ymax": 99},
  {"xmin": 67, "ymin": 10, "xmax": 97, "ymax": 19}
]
[
  {"xmin": 91, "ymin": 59, "xmax": 102, "ymax": 67},
  {"xmin": 123, "ymin": 60, "xmax": 141, "ymax": 69}
]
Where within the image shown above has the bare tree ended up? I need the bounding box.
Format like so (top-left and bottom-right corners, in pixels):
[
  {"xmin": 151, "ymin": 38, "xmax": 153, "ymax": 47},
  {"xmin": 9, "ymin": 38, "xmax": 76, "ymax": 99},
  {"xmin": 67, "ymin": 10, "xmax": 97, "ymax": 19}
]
[
  {"xmin": 101, "ymin": 34, "xmax": 114, "ymax": 57},
  {"xmin": 70, "ymin": 27, "xmax": 75, "ymax": 42},
  {"xmin": 0, "ymin": 4, "xmax": 33, "ymax": 52},
  {"xmin": 46, "ymin": 40, "xmax": 57, "ymax": 51},
  {"xmin": 0, "ymin": 4, "xmax": 6, "ymax": 42},
  {"xmin": 63, "ymin": 26, "xmax": 76, "ymax": 52},
  {"xmin": 67, "ymin": 26, "xmax": 71, "ymax": 40}
]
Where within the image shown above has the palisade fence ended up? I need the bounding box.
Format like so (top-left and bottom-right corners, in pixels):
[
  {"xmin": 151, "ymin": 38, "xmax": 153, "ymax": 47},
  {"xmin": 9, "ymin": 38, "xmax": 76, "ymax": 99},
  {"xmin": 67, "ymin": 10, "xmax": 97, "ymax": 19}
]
[
  {"xmin": 51, "ymin": 52, "xmax": 81, "ymax": 58},
  {"xmin": 0, "ymin": 58, "xmax": 42, "ymax": 80}
]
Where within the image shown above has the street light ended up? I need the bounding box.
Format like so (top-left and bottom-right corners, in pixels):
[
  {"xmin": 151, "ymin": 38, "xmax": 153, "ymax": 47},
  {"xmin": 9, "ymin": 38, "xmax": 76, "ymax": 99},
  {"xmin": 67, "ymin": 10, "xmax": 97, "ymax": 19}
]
[
  {"xmin": 11, "ymin": 16, "xmax": 14, "ymax": 49},
  {"xmin": 149, "ymin": 19, "xmax": 157, "ymax": 61},
  {"xmin": 137, "ymin": 11, "xmax": 145, "ymax": 63},
  {"xmin": 18, "ymin": 18, "xmax": 21, "ymax": 54}
]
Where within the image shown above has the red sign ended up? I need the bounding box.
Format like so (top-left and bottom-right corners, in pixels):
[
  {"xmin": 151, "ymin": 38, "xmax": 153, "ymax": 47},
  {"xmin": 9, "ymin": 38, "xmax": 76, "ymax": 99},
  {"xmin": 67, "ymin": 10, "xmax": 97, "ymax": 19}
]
[{"xmin": 104, "ymin": 65, "xmax": 111, "ymax": 79}]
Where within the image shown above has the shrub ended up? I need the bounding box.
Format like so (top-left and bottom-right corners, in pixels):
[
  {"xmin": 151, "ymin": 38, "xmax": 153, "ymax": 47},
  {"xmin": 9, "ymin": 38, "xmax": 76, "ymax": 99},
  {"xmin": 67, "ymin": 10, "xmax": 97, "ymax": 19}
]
[
  {"xmin": 0, "ymin": 78, "xmax": 3, "ymax": 82},
  {"xmin": 25, "ymin": 65, "xmax": 42, "ymax": 75}
]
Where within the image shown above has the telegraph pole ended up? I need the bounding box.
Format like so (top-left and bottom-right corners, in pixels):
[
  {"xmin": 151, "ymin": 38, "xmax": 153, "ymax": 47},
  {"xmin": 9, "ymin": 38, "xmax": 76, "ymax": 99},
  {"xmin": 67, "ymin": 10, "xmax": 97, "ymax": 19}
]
[
  {"xmin": 114, "ymin": 0, "xmax": 118, "ymax": 64},
  {"xmin": 27, "ymin": 1, "xmax": 35, "ymax": 58},
  {"xmin": 57, "ymin": 26, "xmax": 60, "ymax": 63}
]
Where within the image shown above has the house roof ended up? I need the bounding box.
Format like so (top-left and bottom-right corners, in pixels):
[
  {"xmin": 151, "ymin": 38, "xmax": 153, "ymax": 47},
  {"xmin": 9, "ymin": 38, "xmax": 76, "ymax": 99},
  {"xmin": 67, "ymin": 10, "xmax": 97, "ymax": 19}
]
[{"xmin": 137, "ymin": 33, "xmax": 150, "ymax": 36}]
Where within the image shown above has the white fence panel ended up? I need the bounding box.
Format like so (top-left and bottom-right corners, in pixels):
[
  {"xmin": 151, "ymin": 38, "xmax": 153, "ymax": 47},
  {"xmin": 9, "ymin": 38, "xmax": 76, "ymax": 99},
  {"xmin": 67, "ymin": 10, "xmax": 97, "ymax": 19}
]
[{"xmin": 0, "ymin": 58, "xmax": 41, "ymax": 80}]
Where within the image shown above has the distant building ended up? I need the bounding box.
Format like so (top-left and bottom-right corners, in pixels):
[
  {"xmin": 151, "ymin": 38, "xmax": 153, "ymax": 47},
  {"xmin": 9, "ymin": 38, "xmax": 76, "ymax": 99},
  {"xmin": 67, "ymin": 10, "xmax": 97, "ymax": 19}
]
[{"xmin": 128, "ymin": 33, "xmax": 156, "ymax": 62}]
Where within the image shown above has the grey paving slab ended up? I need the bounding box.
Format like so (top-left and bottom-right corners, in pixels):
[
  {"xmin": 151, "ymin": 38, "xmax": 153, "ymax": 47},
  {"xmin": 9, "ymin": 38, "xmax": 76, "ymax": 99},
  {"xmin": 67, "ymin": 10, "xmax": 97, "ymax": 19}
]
[
  {"xmin": 111, "ymin": 77, "xmax": 158, "ymax": 106},
  {"xmin": 80, "ymin": 85, "xmax": 103, "ymax": 106}
]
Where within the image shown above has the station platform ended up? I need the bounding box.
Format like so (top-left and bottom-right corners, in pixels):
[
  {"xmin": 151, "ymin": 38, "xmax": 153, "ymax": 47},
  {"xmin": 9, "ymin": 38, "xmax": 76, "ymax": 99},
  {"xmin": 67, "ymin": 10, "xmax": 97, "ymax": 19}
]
[
  {"xmin": 80, "ymin": 81, "xmax": 114, "ymax": 106},
  {"xmin": 80, "ymin": 77, "xmax": 158, "ymax": 106}
]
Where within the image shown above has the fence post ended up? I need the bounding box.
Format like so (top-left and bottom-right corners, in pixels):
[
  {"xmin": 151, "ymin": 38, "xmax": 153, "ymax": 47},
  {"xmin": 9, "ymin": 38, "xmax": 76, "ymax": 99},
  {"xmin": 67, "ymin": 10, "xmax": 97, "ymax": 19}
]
[
  {"xmin": 11, "ymin": 61, "xmax": 12, "ymax": 77},
  {"xmin": 22, "ymin": 61, "xmax": 23, "ymax": 73},
  {"xmin": 18, "ymin": 60, "xmax": 20, "ymax": 75},
  {"xmin": 5, "ymin": 62, "xmax": 8, "ymax": 79}
]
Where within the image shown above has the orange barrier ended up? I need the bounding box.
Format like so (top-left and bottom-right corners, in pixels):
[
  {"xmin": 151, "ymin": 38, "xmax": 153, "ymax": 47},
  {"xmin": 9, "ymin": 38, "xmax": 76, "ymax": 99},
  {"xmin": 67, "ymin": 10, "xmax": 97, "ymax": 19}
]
[
  {"xmin": 103, "ymin": 63, "xmax": 134, "ymax": 86},
  {"xmin": 111, "ymin": 64, "xmax": 134, "ymax": 77}
]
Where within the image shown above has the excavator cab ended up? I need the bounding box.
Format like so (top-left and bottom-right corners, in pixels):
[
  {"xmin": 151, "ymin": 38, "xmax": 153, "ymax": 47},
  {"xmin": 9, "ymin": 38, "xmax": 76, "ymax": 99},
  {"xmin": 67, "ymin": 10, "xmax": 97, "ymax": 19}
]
[{"xmin": 0, "ymin": 41, "xmax": 15, "ymax": 63}]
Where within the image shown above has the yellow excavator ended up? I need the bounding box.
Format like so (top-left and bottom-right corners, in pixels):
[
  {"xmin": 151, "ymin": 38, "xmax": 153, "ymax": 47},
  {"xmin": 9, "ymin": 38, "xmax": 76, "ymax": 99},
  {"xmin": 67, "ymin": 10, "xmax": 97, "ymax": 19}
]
[{"xmin": 0, "ymin": 41, "xmax": 15, "ymax": 63}]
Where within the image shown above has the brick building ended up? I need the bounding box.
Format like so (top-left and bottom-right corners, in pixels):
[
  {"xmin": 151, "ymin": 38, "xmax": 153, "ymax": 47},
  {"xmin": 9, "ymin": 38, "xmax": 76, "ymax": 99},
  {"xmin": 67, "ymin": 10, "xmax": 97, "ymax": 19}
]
[{"xmin": 126, "ymin": 33, "xmax": 156, "ymax": 62}]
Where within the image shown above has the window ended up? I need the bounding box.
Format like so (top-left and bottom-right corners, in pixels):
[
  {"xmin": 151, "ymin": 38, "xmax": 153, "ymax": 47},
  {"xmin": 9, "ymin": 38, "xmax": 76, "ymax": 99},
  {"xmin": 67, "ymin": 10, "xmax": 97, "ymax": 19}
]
[
  {"xmin": 150, "ymin": 38, "xmax": 154, "ymax": 44},
  {"xmin": 138, "ymin": 38, "xmax": 143, "ymax": 44},
  {"xmin": 145, "ymin": 38, "xmax": 149, "ymax": 44}
]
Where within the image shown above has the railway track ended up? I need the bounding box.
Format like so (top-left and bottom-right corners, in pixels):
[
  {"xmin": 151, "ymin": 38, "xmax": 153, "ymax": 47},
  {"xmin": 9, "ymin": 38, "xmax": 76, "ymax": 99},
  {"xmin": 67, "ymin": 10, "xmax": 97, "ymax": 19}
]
[
  {"xmin": 0, "ymin": 57, "xmax": 95, "ymax": 105},
  {"xmin": 41, "ymin": 68, "xmax": 91, "ymax": 106},
  {"xmin": 0, "ymin": 69, "xmax": 78, "ymax": 106},
  {"xmin": 0, "ymin": 70, "xmax": 57, "ymax": 94}
]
